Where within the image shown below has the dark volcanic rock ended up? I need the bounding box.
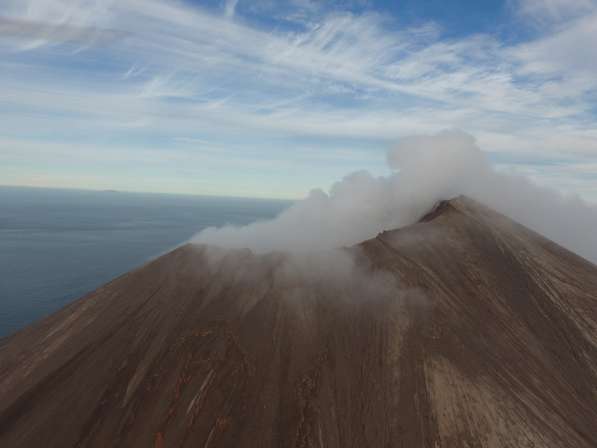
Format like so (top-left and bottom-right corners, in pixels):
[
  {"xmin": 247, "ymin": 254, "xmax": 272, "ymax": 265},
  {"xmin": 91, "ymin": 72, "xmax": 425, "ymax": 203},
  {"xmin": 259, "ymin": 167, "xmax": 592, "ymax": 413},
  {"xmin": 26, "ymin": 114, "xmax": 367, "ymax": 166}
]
[{"xmin": 1, "ymin": 196, "xmax": 596, "ymax": 447}]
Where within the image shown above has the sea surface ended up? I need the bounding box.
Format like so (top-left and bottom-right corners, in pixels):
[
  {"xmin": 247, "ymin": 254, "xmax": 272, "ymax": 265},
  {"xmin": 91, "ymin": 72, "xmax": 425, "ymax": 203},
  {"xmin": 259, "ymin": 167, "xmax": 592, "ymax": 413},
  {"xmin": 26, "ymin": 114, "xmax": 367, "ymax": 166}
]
[{"xmin": 0, "ymin": 186, "xmax": 290, "ymax": 338}]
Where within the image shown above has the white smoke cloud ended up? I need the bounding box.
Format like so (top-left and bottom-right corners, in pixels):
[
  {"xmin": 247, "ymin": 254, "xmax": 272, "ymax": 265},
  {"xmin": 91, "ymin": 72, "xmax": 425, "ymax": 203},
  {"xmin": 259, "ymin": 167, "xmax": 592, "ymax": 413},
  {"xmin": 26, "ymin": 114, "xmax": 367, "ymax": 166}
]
[
  {"xmin": 192, "ymin": 130, "xmax": 597, "ymax": 263},
  {"xmin": 195, "ymin": 244, "xmax": 405, "ymax": 307}
]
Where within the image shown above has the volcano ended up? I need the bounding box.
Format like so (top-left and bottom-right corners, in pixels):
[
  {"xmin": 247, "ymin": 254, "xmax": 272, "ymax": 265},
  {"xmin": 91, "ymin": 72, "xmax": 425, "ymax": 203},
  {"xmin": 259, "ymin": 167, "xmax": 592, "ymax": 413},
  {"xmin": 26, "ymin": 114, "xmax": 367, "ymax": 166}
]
[{"xmin": 1, "ymin": 196, "xmax": 596, "ymax": 447}]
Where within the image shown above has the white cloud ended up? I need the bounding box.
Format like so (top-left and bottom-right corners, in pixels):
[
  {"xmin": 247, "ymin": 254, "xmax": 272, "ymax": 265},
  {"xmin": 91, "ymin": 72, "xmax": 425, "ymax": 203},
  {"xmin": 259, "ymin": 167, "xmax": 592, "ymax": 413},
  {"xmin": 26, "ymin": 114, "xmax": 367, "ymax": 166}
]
[
  {"xmin": 0, "ymin": 0, "xmax": 596, "ymax": 200},
  {"xmin": 224, "ymin": 0, "xmax": 239, "ymax": 18},
  {"xmin": 513, "ymin": 12, "xmax": 597, "ymax": 77},
  {"xmin": 0, "ymin": 0, "xmax": 118, "ymax": 49},
  {"xmin": 516, "ymin": 0, "xmax": 596, "ymax": 24}
]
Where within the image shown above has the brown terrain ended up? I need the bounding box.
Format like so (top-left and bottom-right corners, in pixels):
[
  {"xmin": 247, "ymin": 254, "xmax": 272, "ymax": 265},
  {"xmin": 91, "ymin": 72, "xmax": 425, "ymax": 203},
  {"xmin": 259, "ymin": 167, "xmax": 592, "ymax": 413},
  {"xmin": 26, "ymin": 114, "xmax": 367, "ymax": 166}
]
[{"xmin": 1, "ymin": 196, "xmax": 596, "ymax": 447}]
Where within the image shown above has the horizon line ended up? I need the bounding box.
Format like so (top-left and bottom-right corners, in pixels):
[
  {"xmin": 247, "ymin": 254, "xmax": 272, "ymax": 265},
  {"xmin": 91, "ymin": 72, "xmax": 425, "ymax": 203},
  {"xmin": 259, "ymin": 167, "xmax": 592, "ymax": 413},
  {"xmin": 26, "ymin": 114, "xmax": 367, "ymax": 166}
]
[{"xmin": 0, "ymin": 184, "xmax": 297, "ymax": 202}]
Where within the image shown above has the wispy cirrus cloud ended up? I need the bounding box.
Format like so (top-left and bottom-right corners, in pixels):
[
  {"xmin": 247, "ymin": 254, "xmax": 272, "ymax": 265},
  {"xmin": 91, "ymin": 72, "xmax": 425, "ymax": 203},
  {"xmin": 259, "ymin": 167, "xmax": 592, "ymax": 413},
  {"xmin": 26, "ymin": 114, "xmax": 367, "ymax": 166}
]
[
  {"xmin": 0, "ymin": 0, "xmax": 596, "ymax": 200},
  {"xmin": 515, "ymin": 0, "xmax": 596, "ymax": 24}
]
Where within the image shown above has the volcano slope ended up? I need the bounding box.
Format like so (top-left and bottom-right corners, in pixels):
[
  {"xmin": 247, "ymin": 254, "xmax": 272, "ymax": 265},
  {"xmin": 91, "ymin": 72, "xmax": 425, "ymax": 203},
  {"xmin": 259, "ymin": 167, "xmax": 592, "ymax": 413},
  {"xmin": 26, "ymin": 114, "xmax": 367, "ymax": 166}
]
[{"xmin": 1, "ymin": 196, "xmax": 597, "ymax": 448}]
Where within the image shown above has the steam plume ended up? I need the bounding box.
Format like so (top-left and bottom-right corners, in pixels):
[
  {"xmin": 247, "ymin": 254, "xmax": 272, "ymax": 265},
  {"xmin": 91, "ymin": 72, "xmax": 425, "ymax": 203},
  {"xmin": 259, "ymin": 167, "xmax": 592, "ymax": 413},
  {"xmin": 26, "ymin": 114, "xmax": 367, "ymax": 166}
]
[{"xmin": 192, "ymin": 130, "xmax": 597, "ymax": 263}]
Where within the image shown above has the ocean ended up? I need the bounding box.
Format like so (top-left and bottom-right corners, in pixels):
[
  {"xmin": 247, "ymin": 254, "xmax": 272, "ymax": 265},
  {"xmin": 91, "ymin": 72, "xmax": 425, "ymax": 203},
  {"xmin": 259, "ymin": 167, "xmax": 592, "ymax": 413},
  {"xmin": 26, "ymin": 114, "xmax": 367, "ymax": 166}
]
[{"xmin": 0, "ymin": 186, "xmax": 290, "ymax": 338}]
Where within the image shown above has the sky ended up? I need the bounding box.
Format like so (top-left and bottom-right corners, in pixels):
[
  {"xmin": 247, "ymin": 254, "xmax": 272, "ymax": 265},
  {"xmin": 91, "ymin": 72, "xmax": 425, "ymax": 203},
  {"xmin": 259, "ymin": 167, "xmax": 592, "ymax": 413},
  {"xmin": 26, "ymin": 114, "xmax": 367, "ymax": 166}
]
[{"xmin": 1, "ymin": 0, "xmax": 596, "ymax": 200}]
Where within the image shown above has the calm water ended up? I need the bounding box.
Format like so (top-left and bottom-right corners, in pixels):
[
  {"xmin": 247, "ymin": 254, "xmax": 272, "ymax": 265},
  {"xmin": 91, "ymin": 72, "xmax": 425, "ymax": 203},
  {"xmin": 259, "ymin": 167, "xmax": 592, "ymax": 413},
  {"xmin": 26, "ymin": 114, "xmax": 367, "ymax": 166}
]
[{"xmin": 0, "ymin": 187, "xmax": 290, "ymax": 338}]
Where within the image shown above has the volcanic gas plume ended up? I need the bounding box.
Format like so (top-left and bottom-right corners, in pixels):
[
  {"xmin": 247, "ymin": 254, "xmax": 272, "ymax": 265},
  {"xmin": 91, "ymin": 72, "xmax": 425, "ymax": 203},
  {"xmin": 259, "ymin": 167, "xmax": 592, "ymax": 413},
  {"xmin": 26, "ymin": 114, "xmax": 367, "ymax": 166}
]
[{"xmin": 193, "ymin": 130, "xmax": 597, "ymax": 263}]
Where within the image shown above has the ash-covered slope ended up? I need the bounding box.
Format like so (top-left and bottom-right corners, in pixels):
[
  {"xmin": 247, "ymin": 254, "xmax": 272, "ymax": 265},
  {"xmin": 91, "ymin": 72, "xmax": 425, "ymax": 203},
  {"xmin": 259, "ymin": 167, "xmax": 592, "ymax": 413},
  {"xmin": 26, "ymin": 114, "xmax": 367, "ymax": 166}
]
[{"xmin": 1, "ymin": 196, "xmax": 596, "ymax": 448}]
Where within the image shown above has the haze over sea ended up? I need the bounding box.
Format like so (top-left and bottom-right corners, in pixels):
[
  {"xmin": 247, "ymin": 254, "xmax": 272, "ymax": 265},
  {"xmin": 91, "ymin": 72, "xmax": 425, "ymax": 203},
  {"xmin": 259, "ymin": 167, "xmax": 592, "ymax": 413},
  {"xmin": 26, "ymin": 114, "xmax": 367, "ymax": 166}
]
[{"xmin": 0, "ymin": 186, "xmax": 289, "ymax": 338}]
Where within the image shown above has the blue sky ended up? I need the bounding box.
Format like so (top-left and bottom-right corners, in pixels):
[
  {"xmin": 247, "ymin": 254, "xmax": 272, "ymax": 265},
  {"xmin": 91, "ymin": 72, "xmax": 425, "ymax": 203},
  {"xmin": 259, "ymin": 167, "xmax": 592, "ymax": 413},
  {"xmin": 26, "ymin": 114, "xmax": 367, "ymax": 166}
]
[{"xmin": 1, "ymin": 0, "xmax": 596, "ymax": 200}]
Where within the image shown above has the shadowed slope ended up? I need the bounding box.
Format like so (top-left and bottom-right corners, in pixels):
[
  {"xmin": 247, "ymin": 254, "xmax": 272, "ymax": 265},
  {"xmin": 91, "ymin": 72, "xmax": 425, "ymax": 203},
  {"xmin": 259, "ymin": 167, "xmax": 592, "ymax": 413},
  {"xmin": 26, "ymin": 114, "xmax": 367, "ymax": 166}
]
[{"xmin": 1, "ymin": 196, "xmax": 596, "ymax": 447}]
